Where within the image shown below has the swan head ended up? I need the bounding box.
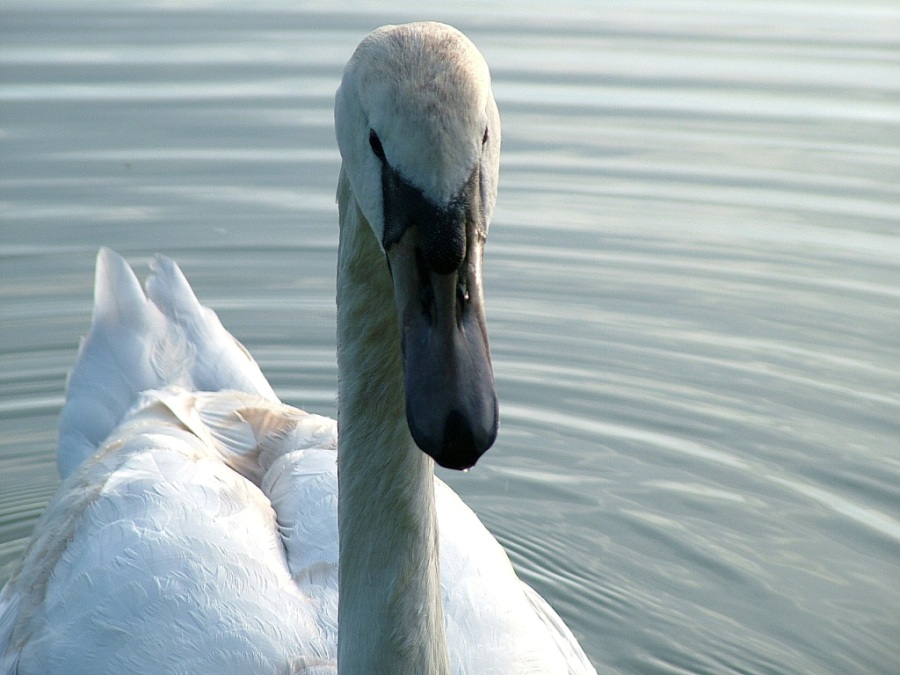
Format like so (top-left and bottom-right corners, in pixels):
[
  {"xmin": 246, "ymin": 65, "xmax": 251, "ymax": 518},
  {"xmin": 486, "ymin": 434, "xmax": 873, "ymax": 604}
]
[{"xmin": 335, "ymin": 22, "xmax": 500, "ymax": 470}]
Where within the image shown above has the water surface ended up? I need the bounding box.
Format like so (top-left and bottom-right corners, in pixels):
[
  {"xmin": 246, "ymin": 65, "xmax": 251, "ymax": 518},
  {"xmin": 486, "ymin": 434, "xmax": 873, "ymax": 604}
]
[{"xmin": 2, "ymin": 2, "xmax": 899, "ymax": 672}]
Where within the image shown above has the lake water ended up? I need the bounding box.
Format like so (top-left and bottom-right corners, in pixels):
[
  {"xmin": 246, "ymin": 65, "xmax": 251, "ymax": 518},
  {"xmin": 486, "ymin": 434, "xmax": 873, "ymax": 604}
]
[{"xmin": 1, "ymin": 1, "xmax": 898, "ymax": 672}]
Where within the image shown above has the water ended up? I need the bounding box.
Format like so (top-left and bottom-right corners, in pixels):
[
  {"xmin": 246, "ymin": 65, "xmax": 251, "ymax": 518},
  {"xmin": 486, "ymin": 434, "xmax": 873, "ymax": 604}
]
[{"xmin": 2, "ymin": 1, "xmax": 899, "ymax": 672}]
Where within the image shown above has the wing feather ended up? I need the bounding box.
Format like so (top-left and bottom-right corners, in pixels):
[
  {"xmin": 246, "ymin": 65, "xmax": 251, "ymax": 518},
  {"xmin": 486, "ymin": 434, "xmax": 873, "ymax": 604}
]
[{"xmin": 2, "ymin": 250, "xmax": 595, "ymax": 674}]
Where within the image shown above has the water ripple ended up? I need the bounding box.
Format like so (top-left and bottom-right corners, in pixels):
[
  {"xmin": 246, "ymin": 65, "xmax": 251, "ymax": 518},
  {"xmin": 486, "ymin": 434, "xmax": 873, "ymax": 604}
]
[{"xmin": 2, "ymin": 2, "xmax": 899, "ymax": 672}]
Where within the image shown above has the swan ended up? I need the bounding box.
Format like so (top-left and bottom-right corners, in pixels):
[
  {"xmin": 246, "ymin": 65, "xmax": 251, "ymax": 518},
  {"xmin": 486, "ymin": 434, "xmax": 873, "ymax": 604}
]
[{"xmin": 0, "ymin": 22, "xmax": 596, "ymax": 674}]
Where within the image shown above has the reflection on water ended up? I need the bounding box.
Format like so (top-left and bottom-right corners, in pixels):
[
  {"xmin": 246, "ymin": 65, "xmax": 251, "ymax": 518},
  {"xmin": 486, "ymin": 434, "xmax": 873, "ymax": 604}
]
[{"xmin": 2, "ymin": 2, "xmax": 898, "ymax": 672}]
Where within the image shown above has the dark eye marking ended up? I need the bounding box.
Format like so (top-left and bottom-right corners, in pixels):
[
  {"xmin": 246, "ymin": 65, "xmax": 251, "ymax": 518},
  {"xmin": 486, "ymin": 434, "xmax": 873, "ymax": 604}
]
[{"xmin": 369, "ymin": 130, "xmax": 386, "ymax": 162}]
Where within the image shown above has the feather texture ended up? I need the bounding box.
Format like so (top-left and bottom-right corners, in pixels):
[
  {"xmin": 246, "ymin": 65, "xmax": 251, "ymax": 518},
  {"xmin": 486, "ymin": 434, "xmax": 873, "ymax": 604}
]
[
  {"xmin": 0, "ymin": 249, "xmax": 594, "ymax": 674},
  {"xmin": 1, "ymin": 21, "xmax": 595, "ymax": 674}
]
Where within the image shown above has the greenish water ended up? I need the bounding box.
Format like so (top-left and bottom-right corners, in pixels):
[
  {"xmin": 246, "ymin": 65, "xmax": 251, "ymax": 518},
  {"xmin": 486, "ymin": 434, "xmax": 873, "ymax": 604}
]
[{"xmin": 2, "ymin": 2, "xmax": 899, "ymax": 672}]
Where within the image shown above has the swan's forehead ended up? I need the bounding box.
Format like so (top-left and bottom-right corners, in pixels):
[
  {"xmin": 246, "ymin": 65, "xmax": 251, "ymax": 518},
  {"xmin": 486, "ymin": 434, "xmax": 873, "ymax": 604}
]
[{"xmin": 351, "ymin": 23, "xmax": 491, "ymax": 204}]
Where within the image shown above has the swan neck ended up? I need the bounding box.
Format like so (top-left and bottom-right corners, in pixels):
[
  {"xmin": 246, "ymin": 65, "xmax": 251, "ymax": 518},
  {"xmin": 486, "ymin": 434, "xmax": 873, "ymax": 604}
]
[{"xmin": 335, "ymin": 169, "xmax": 450, "ymax": 674}]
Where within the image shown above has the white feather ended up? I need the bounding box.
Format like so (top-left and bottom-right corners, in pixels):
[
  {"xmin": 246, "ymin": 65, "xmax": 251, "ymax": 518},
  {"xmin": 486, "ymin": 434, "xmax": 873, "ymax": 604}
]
[
  {"xmin": 1, "ymin": 21, "xmax": 595, "ymax": 675},
  {"xmin": 0, "ymin": 248, "xmax": 594, "ymax": 674}
]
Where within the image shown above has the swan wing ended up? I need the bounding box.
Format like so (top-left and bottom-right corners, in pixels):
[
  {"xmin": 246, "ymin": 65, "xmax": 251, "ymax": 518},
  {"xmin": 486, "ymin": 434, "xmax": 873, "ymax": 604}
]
[
  {"xmin": 1, "ymin": 249, "xmax": 591, "ymax": 674},
  {"xmin": 1, "ymin": 250, "xmax": 338, "ymax": 673},
  {"xmin": 57, "ymin": 248, "xmax": 277, "ymax": 479},
  {"xmin": 520, "ymin": 583, "xmax": 598, "ymax": 674},
  {"xmin": 436, "ymin": 480, "xmax": 596, "ymax": 674},
  {"xmin": 1, "ymin": 387, "xmax": 338, "ymax": 675}
]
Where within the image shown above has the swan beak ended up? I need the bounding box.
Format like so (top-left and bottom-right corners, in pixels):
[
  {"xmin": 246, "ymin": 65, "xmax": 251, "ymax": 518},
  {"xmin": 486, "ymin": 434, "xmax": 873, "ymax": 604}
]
[{"xmin": 385, "ymin": 170, "xmax": 498, "ymax": 470}]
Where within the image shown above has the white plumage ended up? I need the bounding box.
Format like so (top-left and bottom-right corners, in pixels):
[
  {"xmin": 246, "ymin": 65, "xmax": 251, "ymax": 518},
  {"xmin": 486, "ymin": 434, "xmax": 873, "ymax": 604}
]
[{"xmin": 0, "ymin": 22, "xmax": 595, "ymax": 675}]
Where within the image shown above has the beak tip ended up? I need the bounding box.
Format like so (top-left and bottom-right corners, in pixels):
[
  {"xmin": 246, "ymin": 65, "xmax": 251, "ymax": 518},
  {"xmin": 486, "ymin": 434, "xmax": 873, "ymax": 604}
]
[{"xmin": 410, "ymin": 404, "xmax": 498, "ymax": 471}]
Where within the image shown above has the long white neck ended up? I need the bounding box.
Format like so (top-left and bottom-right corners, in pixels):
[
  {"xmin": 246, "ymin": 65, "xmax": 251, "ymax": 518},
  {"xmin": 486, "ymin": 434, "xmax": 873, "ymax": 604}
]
[{"xmin": 335, "ymin": 170, "xmax": 450, "ymax": 675}]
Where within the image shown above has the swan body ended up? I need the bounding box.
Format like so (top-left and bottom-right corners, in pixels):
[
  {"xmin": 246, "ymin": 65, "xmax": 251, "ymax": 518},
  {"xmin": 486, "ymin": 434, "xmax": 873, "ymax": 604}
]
[{"xmin": 0, "ymin": 22, "xmax": 596, "ymax": 675}]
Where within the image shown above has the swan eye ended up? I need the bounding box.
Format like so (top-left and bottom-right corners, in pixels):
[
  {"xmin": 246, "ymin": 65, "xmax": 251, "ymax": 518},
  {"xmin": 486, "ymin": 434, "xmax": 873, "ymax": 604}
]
[
  {"xmin": 369, "ymin": 130, "xmax": 386, "ymax": 162},
  {"xmin": 482, "ymin": 127, "xmax": 489, "ymax": 147}
]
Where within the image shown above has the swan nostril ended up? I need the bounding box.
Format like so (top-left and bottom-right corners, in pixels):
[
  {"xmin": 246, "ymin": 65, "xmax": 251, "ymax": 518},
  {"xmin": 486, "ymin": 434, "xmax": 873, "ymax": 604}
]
[
  {"xmin": 456, "ymin": 276, "xmax": 469, "ymax": 323},
  {"xmin": 369, "ymin": 130, "xmax": 386, "ymax": 162}
]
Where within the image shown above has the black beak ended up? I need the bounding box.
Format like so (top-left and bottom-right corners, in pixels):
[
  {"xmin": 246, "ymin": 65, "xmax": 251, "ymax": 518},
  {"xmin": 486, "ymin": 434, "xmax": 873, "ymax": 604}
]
[{"xmin": 383, "ymin": 165, "xmax": 498, "ymax": 470}]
